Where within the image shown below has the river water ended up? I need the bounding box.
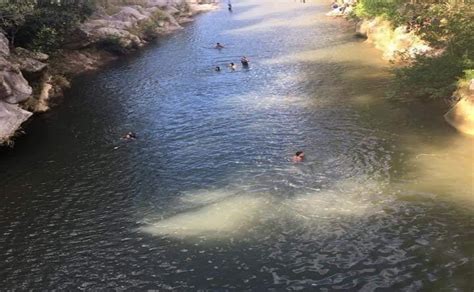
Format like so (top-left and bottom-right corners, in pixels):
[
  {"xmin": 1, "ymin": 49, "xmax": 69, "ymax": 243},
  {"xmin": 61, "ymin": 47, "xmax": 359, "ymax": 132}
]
[{"xmin": 1, "ymin": 0, "xmax": 473, "ymax": 290}]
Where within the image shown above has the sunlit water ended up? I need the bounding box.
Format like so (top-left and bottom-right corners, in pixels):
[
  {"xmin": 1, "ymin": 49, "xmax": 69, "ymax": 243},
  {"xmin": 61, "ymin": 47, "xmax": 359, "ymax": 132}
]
[{"xmin": 1, "ymin": 0, "xmax": 473, "ymax": 290}]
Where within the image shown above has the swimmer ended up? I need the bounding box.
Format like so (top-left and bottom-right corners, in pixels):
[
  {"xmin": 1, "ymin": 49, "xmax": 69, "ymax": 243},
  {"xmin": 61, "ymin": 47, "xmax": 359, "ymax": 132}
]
[
  {"xmin": 240, "ymin": 56, "xmax": 249, "ymax": 67},
  {"xmin": 292, "ymin": 151, "xmax": 304, "ymax": 163},
  {"xmin": 215, "ymin": 42, "xmax": 224, "ymax": 49},
  {"xmin": 122, "ymin": 132, "xmax": 137, "ymax": 140},
  {"xmin": 215, "ymin": 66, "xmax": 221, "ymax": 72},
  {"xmin": 229, "ymin": 62, "xmax": 236, "ymax": 70}
]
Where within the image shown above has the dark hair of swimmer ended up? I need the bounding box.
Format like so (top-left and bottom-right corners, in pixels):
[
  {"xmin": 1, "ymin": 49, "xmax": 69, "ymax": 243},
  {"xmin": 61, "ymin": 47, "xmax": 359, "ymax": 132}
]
[{"xmin": 295, "ymin": 151, "xmax": 303, "ymax": 156}]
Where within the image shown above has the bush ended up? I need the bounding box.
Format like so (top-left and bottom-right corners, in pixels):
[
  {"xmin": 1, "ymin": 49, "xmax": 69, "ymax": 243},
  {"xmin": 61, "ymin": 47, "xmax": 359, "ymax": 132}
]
[
  {"xmin": 389, "ymin": 3, "xmax": 473, "ymax": 100},
  {"xmin": 353, "ymin": 0, "xmax": 407, "ymax": 26},
  {"xmin": 30, "ymin": 26, "xmax": 59, "ymax": 53},
  {"xmin": 96, "ymin": 36, "xmax": 128, "ymax": 54},
  {"xmin": 0, "ymin": 2, "xmax": 95, "ymax": 53}
]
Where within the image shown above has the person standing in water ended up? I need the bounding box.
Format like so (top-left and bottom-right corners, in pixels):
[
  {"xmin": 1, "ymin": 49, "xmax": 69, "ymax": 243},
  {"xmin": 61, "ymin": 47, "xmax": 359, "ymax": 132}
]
[
  {"xmin": 292, "ymin": 151, "xmax": 305, "ymax": 163},
  {"xmin": 229, "ymin": 62, "xmax": 236, "ymax": 70},
  {"xmin": 215, "ymin": 42, "xmax": 224, "ymax": 49},
  {"xmin": 228, "ymin": 3, "xmax": 232, "ymax": 11},
  {"xmin": 240, "ymin": 56, "xmax": 249, "ymax": 68}
]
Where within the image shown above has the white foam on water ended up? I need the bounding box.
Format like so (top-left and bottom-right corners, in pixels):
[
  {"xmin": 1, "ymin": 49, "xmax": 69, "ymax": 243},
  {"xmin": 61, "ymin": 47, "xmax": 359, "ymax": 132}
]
[
  {"xmin": 141, "ymin": 194, "xmax": 268, "ymax": 238},
  {"xmin": 141, "ymin": 177, "xmax": 388, "ymax": 239}
]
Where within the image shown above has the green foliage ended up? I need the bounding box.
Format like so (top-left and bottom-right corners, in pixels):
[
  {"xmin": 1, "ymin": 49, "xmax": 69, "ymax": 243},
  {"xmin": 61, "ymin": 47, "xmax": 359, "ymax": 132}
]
[
  {"xmin": 0, "ymin": 1, "xmax": 95, "ymax": 53},
  {"xmin": 390, "ymin": 52, "xmax": 470, "ymax": 100},
  {"xmin": 464, "ymin": 69, "xmax": 474, "ymax": 81},
  {"xmin": 97, "ymin": 36, "xmax": 128, "ymax": 54},
  {"xmin": 389, "ymin": 3, "xmax": 473, "ymax": 100},
  {"xmin": 0, "ymin": 3, "xmax": 35, "ymax": 44},
  {"xmin": 30, "ymin": 26, "xmax": 59, "ymax": 53},
  {"xmin": 353, "ymin": 0, "xmax": 407, "ymax": 26}
]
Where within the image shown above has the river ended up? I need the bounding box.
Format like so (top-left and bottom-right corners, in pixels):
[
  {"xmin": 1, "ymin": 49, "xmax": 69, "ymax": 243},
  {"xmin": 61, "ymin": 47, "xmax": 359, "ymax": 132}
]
[{"xmin": 1, "ymin": 0, "xmax": 473, "ymax": 290}]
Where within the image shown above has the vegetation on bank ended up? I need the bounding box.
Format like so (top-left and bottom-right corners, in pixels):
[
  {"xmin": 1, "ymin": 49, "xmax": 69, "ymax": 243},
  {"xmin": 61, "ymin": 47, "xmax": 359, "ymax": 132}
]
[
  {"xmin": 0, "ymin": 0, "xmax": 176, "ymax": 54},
  {"xmin": 351, "ymin": 0, "xmax": 473, "ymax": 101},
  {"xmin": 0, "ymin": 1, "xmax": 96, "ymax": 53}
]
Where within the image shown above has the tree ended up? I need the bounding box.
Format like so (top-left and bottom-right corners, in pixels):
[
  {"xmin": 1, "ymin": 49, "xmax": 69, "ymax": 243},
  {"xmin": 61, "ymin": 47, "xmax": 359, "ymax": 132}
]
[{"xmin": 0, "ymin": 3, "xmax": 34, "ymax": 46}]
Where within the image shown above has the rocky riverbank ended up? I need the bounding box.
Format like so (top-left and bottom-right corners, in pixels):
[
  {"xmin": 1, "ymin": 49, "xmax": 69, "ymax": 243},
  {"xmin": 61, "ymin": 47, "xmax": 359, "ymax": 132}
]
[
  {"xmin": 353, "ymin": 17, "xmax": 473, "ymax": 136},
  {"xmin": 0, "ymin": 0, "xmax": 217, "ymax": 145}
]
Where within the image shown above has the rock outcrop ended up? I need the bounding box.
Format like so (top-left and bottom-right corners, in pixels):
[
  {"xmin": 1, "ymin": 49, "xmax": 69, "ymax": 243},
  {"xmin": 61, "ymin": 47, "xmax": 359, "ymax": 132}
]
[
  {"xmin": 356, "ymin": 17, "xmax": 431, "ymax": 61},
  {"xmin": 0, "ymin": 45, "xmax": 33, "ymax": 144}
]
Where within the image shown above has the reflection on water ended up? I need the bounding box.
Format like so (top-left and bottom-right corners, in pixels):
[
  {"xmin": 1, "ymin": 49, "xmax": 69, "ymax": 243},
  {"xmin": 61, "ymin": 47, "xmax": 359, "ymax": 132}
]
[{"xmin": 0, "ymin": 0, "xmax": 473, "ymax": 290}]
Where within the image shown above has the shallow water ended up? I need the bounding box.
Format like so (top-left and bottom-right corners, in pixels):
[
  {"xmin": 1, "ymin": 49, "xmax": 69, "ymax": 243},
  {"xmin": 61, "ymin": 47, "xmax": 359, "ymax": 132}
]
[{"xmin": 1, "ymin": 0, "xmax": 473, "ymax": 290}]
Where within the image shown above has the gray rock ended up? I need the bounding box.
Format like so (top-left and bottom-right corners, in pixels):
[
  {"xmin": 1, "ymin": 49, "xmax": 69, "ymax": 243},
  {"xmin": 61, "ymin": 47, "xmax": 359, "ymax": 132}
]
[
  {"xmin": 14, "ymin": 56, "xmax": 48, "ymax": 74},
  {"xmin": 14, "ymin": 47, "xmax": 49, "ymax": 61},
  {"xmin": 0, "ymin": 33, "xmax": 10, "ymax": 56},
  {"xmin": 0, "ymin": 56, "xmax": 33, "ymax": 103},
  {"xmin": 0, "ymin": 101, "xmax": 32, "ymax": 143}
]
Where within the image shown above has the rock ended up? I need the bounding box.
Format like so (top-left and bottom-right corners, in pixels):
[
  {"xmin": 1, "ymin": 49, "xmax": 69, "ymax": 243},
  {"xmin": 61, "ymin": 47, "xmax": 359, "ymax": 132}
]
[
  {"xmin": 0, "ymin": 56, "xmax": 33, "ymax": 104},
  {"xmin": 14, "ymin": 47, "xmax": 49, "ymax": 61},
  {"xmin": 63, "ymin": 27, "xmax": 94, "ymax": 50},
  {"xmin": 0, "ymin": 101, "xmax": 32, "ymax": 144},
  {"xmin": 14, "ymin": 56, "xmax": 48, "ymax": 74},
  {"xmin": 0, "ymin": 33, "xmax": 10, "ymax": 56},
  {"xmin": 445, "ymin": 97, "xmax": 474, "ymax": 136},
  {"xmin": 114, "ymin": 6, "xmax": 149, "ymax": 23},
  {"xmin": 355, "ymin": 21, "xmax": 368, "ymax": 38},
  {"xmin": 147, "ymin": 0, "xmax": 173, "ymax": 8}
]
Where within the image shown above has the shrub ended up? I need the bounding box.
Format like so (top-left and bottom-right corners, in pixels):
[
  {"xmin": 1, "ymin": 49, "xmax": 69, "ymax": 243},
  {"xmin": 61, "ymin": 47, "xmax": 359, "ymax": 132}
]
[
  {"xmin": 96, "ymin": 36, "xmax": 128, "ymax": 54},
  {"xmin": 353, "ymin": 0, "xmax": 407, "ymax": 26}
]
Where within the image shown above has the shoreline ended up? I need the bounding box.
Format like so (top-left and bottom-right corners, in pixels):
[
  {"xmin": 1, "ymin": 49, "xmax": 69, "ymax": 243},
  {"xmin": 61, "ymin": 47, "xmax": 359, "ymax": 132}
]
[{"xmin": 0, "ymin": 1, "xmax": 218, "ymax": 146}]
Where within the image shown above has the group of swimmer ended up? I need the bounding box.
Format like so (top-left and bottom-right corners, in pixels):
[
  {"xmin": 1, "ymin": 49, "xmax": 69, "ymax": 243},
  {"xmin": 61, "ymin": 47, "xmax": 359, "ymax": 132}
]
[
  {"xmin": 213, "ymin": 43, "xmax": 250, "ymax": 72},
  {"xmin": 121, "ymin": 2, "xmax": 305, "ymax": 163},
  {"xmin": 214, "ymin": 49, "xmax": 250, "ymax": 72}
]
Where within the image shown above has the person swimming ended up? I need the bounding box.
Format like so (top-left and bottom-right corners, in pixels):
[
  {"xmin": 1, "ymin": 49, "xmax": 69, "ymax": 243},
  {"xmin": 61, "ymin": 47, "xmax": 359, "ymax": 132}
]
[
  {"xmin": 122, "ymin": 132, "xmax": 137, "ymax": 140},
  {"xmin": 240, "ymin": 56, "xmax": 249, "ymax": 67},
  {"xmin": 215, "ymin": 42, "xmax": 224, "ymax": 49},
  {"xmin": 229, "ymin": 62, "xmax": 236, "ymax": 70},
  {"xmin": 292, "ymin": 151, "xmax": 305, "ymax": 163},
  {"xmin": 215, "ymin": 66, "xmax": 221, "ymax": 72}
]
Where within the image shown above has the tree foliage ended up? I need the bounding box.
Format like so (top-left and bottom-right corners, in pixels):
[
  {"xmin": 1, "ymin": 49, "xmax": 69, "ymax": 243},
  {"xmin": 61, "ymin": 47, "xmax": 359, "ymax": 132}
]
[{"xmin": 0, "ymin": 1, "xmax": 95, "ymax": 53}]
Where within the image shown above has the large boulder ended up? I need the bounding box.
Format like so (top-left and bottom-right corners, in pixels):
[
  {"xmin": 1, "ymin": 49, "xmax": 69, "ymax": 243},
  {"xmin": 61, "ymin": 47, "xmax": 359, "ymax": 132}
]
[
  {"xmin": 0, "ymin": 56, "xmax": 33, "ymax": 104},
  {"xmin": 0, "ymin": 101, "xmax": 32, "ymax": 144}
]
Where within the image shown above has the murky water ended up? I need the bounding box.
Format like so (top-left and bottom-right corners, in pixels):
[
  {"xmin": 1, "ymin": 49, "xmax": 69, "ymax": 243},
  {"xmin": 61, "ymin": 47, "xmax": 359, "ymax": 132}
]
[{"xmin": 1, "ymin": 0, "xmax": 473, "ymax": 290}]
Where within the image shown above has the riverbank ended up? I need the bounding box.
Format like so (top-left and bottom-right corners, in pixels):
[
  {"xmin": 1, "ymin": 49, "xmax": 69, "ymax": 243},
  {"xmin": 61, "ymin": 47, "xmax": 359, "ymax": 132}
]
[
  {"xmin": 0, "ymin": 0, "xmax": 217, "ymax": 145},
  {"xmin": 328, "ymin": 1, "xmax": 473, "ymax": 135}
]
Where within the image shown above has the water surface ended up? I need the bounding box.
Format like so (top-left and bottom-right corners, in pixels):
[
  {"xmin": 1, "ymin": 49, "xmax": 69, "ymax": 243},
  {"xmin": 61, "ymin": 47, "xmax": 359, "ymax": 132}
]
[{"xmin": 1, "ymin": 0, "xmax": 473, "ymax": 290}]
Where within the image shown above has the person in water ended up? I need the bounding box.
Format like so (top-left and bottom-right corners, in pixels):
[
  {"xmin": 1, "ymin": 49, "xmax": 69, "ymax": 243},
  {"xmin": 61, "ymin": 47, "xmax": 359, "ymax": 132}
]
[
  {"xmin": 240, "ymin": 56, "xmax": 249, "ymax": 67},
  {"xmin": 229, "ymin": 62, "xmax": 236, "ymax": 70},
  {"xmin": 228, "ymin": 3, "xmax": 232, "ymax": 11},
  {"xmin": 292, "ymin": 151, "xmax": 305, "ymax": 163},
  {"xmin": 215, "ymin": 66, "xmax": 221, "ymax": 72},
  {"xmin": 215, "ymin": 42, "xmax": 224, "ymax": 49},
  {"xmin": 122, "ymin": 132, "xmax": 137, "ymax": 140}
]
